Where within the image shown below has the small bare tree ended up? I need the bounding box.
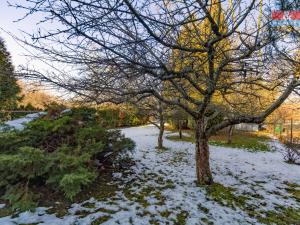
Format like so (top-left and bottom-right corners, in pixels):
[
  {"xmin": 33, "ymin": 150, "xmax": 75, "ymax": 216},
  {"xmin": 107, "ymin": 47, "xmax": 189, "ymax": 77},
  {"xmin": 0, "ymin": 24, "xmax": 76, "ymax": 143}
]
[
  {"xmin": 283, "ymin": 142, "xmax": 300, "ymax": 164},
  {"xmin": 134, "ymin": 97, "xmax": 169, "ymax": 149},
  {"xmin": 14, "ymin": 0, "xmax": 300, "ymax": 184}
]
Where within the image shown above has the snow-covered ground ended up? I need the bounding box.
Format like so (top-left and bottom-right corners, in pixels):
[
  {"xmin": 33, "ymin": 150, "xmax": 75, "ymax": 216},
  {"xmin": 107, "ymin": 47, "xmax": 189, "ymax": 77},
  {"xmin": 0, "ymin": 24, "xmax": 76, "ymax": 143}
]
[
  {"xmin": 0, "ymin": 125, "xmax": 300, "ymax": 225},
  {"xmin": 1, "ymin": 112, "xmax": 46, "ymax": 131}
]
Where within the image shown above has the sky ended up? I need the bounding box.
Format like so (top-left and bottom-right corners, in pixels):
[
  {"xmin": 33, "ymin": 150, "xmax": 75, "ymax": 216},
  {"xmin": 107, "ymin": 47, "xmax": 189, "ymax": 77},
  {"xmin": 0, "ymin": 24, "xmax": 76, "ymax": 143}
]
[
  {"xmin": 0, "ymin": 0, "xmax": 271, "ymax": 68},
  {"xmin": 0, "ymin": 1, "xmax": 68, "ymax": 96},
  {"xmin": 0, "ymin": 0, "xmax": 61, "ymax": 71},
  {"xmin": 0, "ymin": 0, "xmax": 37, "ymax": 67},
  {"xmin": 0, "ymin": 0, "xmax": 298, "ymax": 101},
  {"xmin": 0, "ymin": 0, "xmax": 281, "ymax": 70}
]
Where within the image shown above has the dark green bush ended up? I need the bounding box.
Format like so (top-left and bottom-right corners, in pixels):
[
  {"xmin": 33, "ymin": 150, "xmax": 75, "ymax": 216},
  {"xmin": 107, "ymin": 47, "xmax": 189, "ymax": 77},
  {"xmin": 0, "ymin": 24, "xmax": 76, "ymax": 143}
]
[
  {"xmin": 97, "ymin": 108, "xmax": 146, "ymax": 128},
  {"xmin": 0, "ymin": 109, "xmax": 135, "ymax": 211}
]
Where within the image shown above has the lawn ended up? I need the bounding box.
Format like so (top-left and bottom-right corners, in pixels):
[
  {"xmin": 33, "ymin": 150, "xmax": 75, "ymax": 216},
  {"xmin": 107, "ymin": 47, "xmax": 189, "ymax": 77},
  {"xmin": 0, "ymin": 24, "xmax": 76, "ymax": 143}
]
[
  {"xmin": 1, "ymin": 125, "xmax": 299, "ymax": 225},
  {"xmin": 166, "ymin": 129, "xmax": 271, "ymax": 152}
]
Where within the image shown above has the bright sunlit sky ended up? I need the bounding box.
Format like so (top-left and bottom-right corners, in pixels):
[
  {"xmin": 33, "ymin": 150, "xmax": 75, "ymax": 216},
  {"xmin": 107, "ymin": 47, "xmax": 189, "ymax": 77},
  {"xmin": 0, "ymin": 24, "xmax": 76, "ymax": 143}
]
[
  {"xmin": 1, "ymin": 1, "xmax": 38, "ymax": 67},
  {"xmin": 0, "ymin": 0, "xmax": 277, "ymax": 70},
  {"xmin": 0, "ymin": 0, "xmax": 297, "ymax": 101},
  {"xmin": 0, "ymin": 1, "xmax": 70, "ymax": 96},
  {"xmin": 0, "ymin": 0, "xmax": 63, "ymax": 74}
]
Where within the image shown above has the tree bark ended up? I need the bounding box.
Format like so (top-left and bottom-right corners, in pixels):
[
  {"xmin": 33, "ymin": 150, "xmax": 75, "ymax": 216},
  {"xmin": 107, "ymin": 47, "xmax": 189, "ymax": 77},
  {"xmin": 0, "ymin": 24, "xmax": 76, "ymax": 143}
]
[
  {"xmin": 227, "ymin": 125, "xmax": 234, "ymax": 144},
  {"xmin": 157, "ymin": 119, "xmax": 165, "ymax": 149},
  {"xmin": 195, "ymin": 119, "xmax": 213, "ymax": 185},
  {"xmin": 157, "ymin": 101, "xmax": 165, "ymax": 149},
  {"xmin": 290, "ymin": 118, "xmax": 293, "ymax": 143},
  {"xmin": 179, "ymin": 120, "xmax": 182, "ymax": 139}
]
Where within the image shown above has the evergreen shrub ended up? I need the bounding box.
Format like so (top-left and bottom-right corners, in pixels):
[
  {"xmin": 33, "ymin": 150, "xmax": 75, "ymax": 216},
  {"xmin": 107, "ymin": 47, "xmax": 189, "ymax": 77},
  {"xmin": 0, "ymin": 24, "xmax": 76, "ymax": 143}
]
[{"xmin": 0, "ymin": 108, "xmax": 135, "ymax": 210}]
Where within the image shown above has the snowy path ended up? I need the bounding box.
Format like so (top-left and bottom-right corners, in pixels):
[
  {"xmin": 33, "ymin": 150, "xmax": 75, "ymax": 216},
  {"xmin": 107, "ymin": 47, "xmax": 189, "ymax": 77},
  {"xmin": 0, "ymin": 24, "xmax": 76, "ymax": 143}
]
[{"xmin": 0, "ymin": 125, "xmax": 300, "ymax": 225}]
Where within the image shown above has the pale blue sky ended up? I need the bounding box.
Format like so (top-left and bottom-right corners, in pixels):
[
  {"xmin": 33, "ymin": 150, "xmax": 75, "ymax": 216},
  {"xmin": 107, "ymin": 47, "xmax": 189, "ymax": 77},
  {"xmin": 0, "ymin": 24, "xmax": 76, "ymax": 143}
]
[
  {"xmin": 0, "ymin": 0, "xmax": 59, "ymax": 70},
  {"xmin": 0, "ymin": 1, "xmax": 68, "ymax": 96},
  {"xmin": 1, "ymin": 0, "xmax": 36, "ymax": 66},
  {"xmin": 0, "ymin": 0, "xmax": 277, "ymax": 69}
]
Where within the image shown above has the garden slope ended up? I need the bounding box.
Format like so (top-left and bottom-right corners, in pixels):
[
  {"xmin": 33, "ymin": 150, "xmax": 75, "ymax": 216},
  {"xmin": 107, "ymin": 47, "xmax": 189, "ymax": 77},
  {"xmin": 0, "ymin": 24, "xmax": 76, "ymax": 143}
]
[{"xmin": 0, "ymin": 125, "xmax": 300, "ymax": 224}]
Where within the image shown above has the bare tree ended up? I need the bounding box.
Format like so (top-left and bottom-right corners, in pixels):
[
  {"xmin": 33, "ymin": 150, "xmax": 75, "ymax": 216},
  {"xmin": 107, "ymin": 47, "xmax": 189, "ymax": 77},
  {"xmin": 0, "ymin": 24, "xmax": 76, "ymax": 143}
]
[
  {"xmin": 170, "ymin": 107, "xmax": 189, "ymax": 139},
  {"xmin": 227, "ymin": 125, "xmax": 234, "ymax": 144},
  {"xmin": 155, "ymin": 100, "xmax": 166, "ymax": 149},
  {"xmin": 134, "ymin": 97, "xmax": 169, "ymax": 149},
  {"xmin": 13, "ymin": 0, "xmax": 300, "ymax": 184},
  {"xmin": 283, "ymin": 142, "xmax": 300, "ymax": 164}
]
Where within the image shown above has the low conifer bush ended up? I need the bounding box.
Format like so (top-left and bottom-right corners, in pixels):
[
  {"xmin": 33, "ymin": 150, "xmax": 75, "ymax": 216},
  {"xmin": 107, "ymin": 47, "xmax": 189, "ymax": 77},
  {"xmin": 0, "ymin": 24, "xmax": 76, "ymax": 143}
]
[{"xmin": 0, "ymin": 108, "xmax": 135, "ymax": 210}]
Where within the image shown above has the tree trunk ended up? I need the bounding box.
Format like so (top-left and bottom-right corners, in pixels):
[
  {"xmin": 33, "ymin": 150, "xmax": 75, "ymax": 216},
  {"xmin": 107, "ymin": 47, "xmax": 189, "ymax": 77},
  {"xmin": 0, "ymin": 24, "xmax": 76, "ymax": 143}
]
[
  {"xmin": 195, "ymin": 119, "xmax": 213, "ymax": 185},
  {"xmin": 290, "ymin": 118, "xmax": 293, "ymax": 143},
  {"xmin": 157, "ymin": 119, "xmax": 165, "ymax": 149},
  {"xmin": 179, "ymin": 120, "xmax": 182, "ymax": 139},
  {"xmin": 227, "ymin": 125, "xmax": 234, "ymax": 144},
  {"xmin": 157, "ymin": 101, "xmax": 165, "ymax": 149}
]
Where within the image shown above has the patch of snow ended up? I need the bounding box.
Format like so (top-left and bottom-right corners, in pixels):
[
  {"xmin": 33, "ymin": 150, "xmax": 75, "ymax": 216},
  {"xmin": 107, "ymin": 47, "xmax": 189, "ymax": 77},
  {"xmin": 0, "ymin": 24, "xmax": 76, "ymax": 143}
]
[
  {"xmin": 62, "ymin": 109, "xmax": 72, "ymax": 114},
  {"xmin": 112, "ymin": 172, "xmax": 122, "ymax": 179},
  {"xmin": 104, "ymin": 152, "xmax": 113, "ymax": 157},
  {"xmin": 1, "ymin": 125, "xmax": 300, "ymax": 225},
  {"xmin": 0, "ymin": 204, "xmax": 5, "ymax": 209},
  {"xmin": 2, "ymin": 112, "xmax": 46, "ymax": 131}
]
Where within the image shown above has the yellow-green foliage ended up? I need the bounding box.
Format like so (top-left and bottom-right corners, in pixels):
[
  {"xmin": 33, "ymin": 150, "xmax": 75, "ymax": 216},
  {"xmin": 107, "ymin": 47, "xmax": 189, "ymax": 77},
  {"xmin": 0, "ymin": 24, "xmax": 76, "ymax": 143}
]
[{"xmin": 168, "ymin": 0, "xmax": 231, "ymax": 104}]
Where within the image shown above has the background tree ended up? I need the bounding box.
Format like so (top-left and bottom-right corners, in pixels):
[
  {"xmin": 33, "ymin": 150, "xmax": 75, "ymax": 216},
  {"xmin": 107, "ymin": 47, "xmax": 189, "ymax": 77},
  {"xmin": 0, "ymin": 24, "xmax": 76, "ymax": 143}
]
[
  {"xmin": 18, "ymin": 81, "xmax": 55, "ymax": 110},
  {"xmin": 16, "ymin": 0, "xmax": 300, "ymax": 185},
  {"xmin": 169, "ymin": 107, "xmax": 189, "ymax": 139},
  {"xmin": 0, "ymin": 36, "xmax": 20, "ymax": 112},
  {"xmin": 135, "ymin": 97, "xmax": 169, "ymax": 149}
]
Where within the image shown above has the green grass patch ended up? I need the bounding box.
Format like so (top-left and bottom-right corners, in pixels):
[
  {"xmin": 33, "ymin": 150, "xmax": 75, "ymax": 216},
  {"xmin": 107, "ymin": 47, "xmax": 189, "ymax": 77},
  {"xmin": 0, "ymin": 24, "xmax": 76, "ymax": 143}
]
[
  {"xmin": 160, "ymin": 209, "xmax": 171, "ymax": 218},
  {"xmin": 204, "ymin": 182, "xmax": 300, "ymax": 224},
  {"xmin": 209, "ymin": 133, "xmax": 270, "ymax": 152},
  {"xmin": 205, "ymin": 183, "xmax": 249, "ymax": 209},
  {"xmin": 166, "ymin": 130, "xmax": 271, "ymax": 152},
  {"xmin": 205, "ymin": 183, "xmax": 300, "ymax": 224},
  {"xmin": 166, "ymin": 133, "xmax": 195, "ymax": 143},
  {"xmin": 124, "ymin": 184, "xmax": 166, "ymax": 208},
  {"xmin": 174, "ymin": 210, "xmax": 189, "ymax": 225},
  {"xmin": 169, "ymin": 151, "xmax": 189, "ymax": 164},
  {"xmin": 285, "ymin": 182, "xmax": 300, "ymax": 202},
  {"xmin": 155, "ymin": 146, "xmax": 169, "ymax": 153},
  {"xmin": 256, "ymin": 205, "xmax": 300, "ymax": 225},
  {"xmin": 91, "ymin": 215, "xmax": 112, "ymax": 224}
]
